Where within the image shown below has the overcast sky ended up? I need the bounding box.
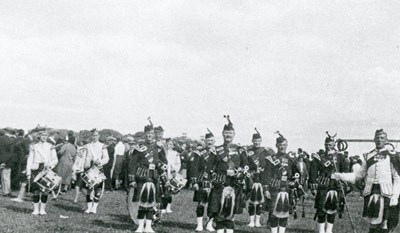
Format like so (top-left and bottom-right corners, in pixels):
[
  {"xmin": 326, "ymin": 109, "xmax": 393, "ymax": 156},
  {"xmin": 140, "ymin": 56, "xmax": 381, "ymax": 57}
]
[{"xmin": 1, "ymin": 0, "xmax": 400, "ymax": 155}]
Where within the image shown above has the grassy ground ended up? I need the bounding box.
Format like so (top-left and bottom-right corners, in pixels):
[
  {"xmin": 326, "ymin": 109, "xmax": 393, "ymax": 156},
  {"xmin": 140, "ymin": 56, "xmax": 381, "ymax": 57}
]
[{"xmin": 0, "ymin": 189, "xmax": 370, "ymax": 233}]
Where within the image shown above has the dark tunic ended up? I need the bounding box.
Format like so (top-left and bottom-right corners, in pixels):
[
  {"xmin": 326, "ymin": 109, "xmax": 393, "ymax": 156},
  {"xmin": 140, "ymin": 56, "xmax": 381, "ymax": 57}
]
[
  {"xmin": 128, "ymin": 141, "xmax": 164, "ymax": 206},
  {"xmin": 246, "ymin": 146, "xmax": 268, "ymax": 203},
  {"xmin": 309, "ymin": 151, "xmax": 349, "ymax": 215},
  {"xmin": 191, "ymin": 146, "xmax": 217, "ymax": 202},
  {"xmin": 208, "ymin": 143, "xmax": 249, "ymax": 219},
  {"xmin": 262, "ymin": 152, "xmax": 295, "ymax": 218}
]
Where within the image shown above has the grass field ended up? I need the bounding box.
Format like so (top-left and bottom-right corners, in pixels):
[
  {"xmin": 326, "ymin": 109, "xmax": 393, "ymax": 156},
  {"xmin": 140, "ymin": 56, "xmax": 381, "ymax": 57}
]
[{"xmin": 0, "ymin": 189, "xmax": 370, "ymax": 233}]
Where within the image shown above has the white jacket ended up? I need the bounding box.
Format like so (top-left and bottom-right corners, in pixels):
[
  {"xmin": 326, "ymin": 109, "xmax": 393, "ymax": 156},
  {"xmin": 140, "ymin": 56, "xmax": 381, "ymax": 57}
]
[
  {"xmin": 84, "ymin": 141, "xmax": 109, "ymax": 168},
  {"xmin": 166, "ymin": 149, "xmax": 181, "ymax": 179},
  {"xmin": 338, "ymin": 148, "xmax": 400, "ymax": 198},
  {"xmin": 26, "ymin": 142, "xmax": 58, "ymax": 176}
]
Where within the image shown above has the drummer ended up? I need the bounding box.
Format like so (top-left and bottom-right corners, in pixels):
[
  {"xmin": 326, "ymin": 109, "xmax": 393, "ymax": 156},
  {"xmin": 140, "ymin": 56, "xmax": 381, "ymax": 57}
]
[
  {"xmin": 26, "ymin": 128, "xmax": 58, "ymax": 215},
  {"xmin": 77, "ymin": 129, "xmax": 109, "ymax": 214}
]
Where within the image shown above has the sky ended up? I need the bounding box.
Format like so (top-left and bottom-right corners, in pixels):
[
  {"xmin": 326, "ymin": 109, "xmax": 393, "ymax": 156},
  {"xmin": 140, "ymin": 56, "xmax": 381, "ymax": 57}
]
[{"xmin": 1, "ymin": 0, "xmax": 400, "ymax": 155}]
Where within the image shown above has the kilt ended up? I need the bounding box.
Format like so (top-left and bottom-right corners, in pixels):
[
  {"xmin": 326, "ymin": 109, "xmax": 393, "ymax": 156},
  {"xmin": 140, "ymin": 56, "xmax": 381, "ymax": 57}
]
[
  {"xmin": 248, "ymin": 182, "xmax": 264, "ymax": 205},
  {"xmin": 193, "ymin": 180, "xmax": 212, "ymax": 203},
  {"xmin": 208, "ymin": 181, "xmax": 245, "ymax": 217},
  {"xmin": 314, "ymin": 179, "xmax": 342, "ymax": 214},
  {"xmin": 269, "ymin": 186, "xmax": 291, "ymax": 218},
  {"xmin": 29, "ymin": 163, "xmax": 45, "ymax": 193},
  {"xmin": 362, "ymin": 184, "xmax": 390, "ymax": 226},
  {"xmin": 132, "ymin": 178, "xmax": 160, "ymax": 208}
]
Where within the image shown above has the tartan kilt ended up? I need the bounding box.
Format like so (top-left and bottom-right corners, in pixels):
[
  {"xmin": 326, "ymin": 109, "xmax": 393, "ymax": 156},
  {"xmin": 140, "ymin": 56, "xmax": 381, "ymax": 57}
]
[
  {"xmin": 269, "ymin": 187, "xmax": 291, "ymax": 218},
  {"xmin": 193, "ymin": 180, "xmax": 212, "ymax": 203},
  {"xmin": 314, "ymin": 186, "xmax": 341, "ymax": 215},
  {"xmin": 247, "ymin": 182, "xmax": 264, "ymax": 205},
  {"xmin": 132, "ymin": 178, "xmax": 160, "ymax": 208},
  {"xmin": 362, "ymin": 184, "xmax": 390, "ymax": 226},
  {"xmin": 29, "ymin": 164, "xmax": 45, "ymax": 193},
  {"xmin": 207, "ymin": 183, "xmax": 245, "ymax": 216}
]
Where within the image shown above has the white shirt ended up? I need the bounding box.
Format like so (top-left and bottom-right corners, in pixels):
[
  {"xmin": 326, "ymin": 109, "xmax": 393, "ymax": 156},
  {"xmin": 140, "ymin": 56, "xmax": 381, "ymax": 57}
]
[
  {"xmin": 114, "ymin": 141, "xmax": 126, "ymax": 156},
  {"xmin": 166, "ymin": 149, "xmax": 181, "ymax": 178}
]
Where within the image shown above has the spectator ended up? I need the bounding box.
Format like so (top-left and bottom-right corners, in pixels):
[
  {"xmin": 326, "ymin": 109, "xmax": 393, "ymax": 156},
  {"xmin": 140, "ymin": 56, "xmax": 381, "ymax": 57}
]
[
  {"xmin": 104, "ymin": 136, "xmax": 115, "ymax": 190},
  {"xmin": 55, "ymin": 136, "xmax": 77, "ymax": 193},
  {"xmin": 0, "ymin": 128, "xmax": 17, "ymax": 197},
  {"xmin": 112, "ymin": 137, "xmax": 126, "ymax": 190}
]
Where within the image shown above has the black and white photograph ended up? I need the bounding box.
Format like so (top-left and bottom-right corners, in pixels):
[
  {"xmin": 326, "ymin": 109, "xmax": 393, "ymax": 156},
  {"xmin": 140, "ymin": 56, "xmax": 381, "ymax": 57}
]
[{"xmin": 1, "ymin": 1, "xmax": 400, "ymax": 232}]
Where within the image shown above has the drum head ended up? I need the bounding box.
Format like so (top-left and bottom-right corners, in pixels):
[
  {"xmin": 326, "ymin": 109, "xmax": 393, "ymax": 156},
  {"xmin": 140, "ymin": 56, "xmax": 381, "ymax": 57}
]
[{"xmin": 127, "ymin": 187, "xmax": 139, "ymax": 225}]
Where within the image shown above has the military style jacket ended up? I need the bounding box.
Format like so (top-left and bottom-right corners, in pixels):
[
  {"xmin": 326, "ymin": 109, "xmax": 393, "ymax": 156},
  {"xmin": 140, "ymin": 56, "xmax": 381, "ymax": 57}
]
[
  {"xmin": 128, "ymin": 141, "xmax": 165, "ymax": 182},
  {"xmin": 190, "ymin": 146, "xmax": 217, "ymax": 183},
  {"xmin": 26, "ymin": 141, "xmax": 58, "ymax": 176},
  {"xmin": 263, "ymin": 152, "xmax": 294, "ymax": 191},
  {"xmin": 211, "ymin": 143, "xmax": 249, "ymax": 183},
  {"xmin": 338, "ymin": 148, "xmax": 400, "ymax": 198},
  {"xmin": 247, "ymin": 146, "xmax": 267, "ymax": 183},
  {"xmin": 84, "ymin": 141, "xmax": 109, "ymax": 168},
  {"xmin": 309, "ymin": 151, "xmax": 349, "ymax": 190}
]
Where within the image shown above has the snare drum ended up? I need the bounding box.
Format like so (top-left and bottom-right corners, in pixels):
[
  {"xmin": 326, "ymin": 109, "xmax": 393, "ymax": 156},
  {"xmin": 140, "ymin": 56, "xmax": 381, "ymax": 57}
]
[
  {"xmin": 81, "ymin": 166, "xmax": 106, "ymax": 189},
  {"xmin": 166, "ymin": 173, "xmax": 187, "ymax": 194},
  {"xmin": 33, "ymin": 169, "xmax": 62, "ymax": 193}
]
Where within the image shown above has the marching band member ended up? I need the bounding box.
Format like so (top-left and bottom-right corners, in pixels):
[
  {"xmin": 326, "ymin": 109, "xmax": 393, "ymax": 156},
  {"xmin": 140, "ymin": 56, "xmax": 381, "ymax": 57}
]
[
  {"xmin": 72, "ymin": 140, "xmax": 88, "ymax": 203},
  {"xmin": 128, "ymin": 119, "xmax": 166, "ymax": 233},
  {"xmin": 332, "ymin": 129, "xmax": 400, "ymax": 233},
  {"xmin": 80, "ymin": 129, "xmax": 109, "ymax": 214},
  {"xmin": 208, "ymin": 115, "xmax": 249, "ymax": 233},
  {"xmin": 262, "ymin": 131, "xmax": 295, "ymax": 233},
  {"xmin": 26, "ymin": 129, "xmax": 58, "ymax": 215},
  {"xmin": 246, "ymin": 128, "xmax": 267, "ymax": 228},
  {"xmin": 161, "ymin": 138, "xmax": 181, "ymax": 213},
  {"xmin": 309, "ymin": 132, "xmax": 349, "ymax": 233},
  {"xmin": 191, "ymin": 129, "xmax": 217, "ymax": 232}
]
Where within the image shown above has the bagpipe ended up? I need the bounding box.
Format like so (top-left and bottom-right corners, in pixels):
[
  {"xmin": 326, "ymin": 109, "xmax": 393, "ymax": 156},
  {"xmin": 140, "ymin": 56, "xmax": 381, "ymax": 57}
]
[
  {"xmin": 289, "ymin": 173, "xmax": 306, "ymax": 219},
  {"xmin": 325, "ymin": 132, "xmax": 357, "ymax": 233}
]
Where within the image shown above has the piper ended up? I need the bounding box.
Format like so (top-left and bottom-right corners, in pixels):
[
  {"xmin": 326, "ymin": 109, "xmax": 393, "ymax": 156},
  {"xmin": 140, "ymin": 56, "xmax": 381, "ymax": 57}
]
[
  {"xmin": 208, "ymin": 115, "xmax": 249, "ymax": 233},
  {"xmin": 192, "ymin": 129, "xmax": 217, "ymax": 232},
  {"xmin": 246, "ymin": 128, "xmax": 267, "ymax": 228}
]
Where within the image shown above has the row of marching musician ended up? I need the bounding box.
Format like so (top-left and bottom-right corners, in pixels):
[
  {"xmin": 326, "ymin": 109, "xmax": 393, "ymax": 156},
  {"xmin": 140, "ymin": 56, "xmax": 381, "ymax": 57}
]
[
  {"xmin": 124, "ymin": 115, "xmax": 400, "ymax": 233},
  {"xmin": 17, "ymin": 116, "xmax": 400, "ymax": 233}
]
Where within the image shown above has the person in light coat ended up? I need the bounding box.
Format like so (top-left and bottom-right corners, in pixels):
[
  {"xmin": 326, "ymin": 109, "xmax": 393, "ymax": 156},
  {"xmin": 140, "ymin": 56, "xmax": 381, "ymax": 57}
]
[{"xmin": 332, "ymin": 129, "xmax": 400, "ymax": 233}]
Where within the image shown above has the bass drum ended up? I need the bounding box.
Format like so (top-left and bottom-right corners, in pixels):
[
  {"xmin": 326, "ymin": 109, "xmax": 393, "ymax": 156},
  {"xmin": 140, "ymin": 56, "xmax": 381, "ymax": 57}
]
[{"xmin": 127, "ymin": 187, "xmax": 139, "ymax": 225}]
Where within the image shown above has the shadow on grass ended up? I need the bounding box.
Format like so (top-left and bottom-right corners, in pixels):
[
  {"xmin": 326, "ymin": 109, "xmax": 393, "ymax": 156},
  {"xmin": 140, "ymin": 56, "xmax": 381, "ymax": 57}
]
[
  {"xmin": 53, "ymin": 203, "xmax": 83, "ymax": 213},
  {"xmin": 234, "ymin": 227, "xmax": 314, "ymax": 233},
  {"xmin": 2, "ymin": 205, "xmax": 31, "ymax": 214},
  {"xmin": 91, "ymin": 219, "xmax": 133, "ymax": 230},
  {"xmin": 109, "ymin": 213, "xmax": 132, "ymax": 223},
  {"xmin": 158, "ymin": 220, "xmax": 194, "ymax": 230}
]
